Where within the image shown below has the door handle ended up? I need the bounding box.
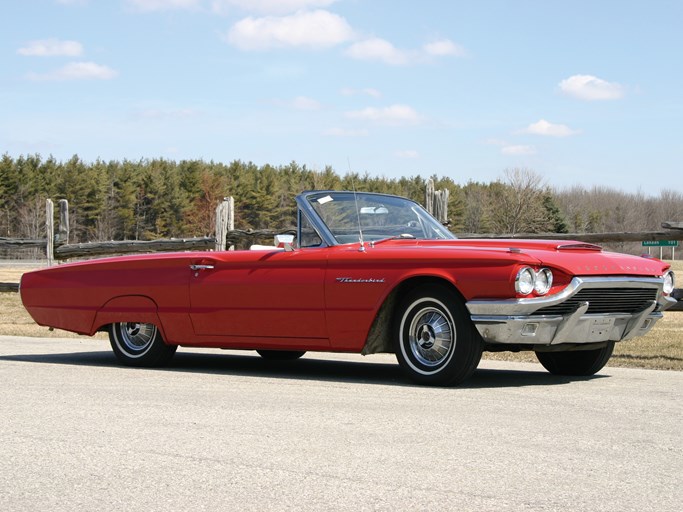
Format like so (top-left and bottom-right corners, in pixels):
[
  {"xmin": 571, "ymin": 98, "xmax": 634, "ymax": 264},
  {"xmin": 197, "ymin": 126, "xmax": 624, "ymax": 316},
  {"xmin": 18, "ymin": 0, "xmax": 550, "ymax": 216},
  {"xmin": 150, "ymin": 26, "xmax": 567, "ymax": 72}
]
[{"xmin": 190, "ymin": 264, "xmax": 215, "ymax": 271}]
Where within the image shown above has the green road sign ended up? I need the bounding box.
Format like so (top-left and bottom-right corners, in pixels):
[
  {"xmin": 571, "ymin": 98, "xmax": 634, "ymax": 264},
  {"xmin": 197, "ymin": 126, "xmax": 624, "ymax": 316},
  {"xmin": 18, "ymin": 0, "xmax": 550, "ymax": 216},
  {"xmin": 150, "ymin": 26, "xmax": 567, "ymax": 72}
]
[{"xmin": 642, "ymin": 240, "xmax": 679, "ymax": 247}]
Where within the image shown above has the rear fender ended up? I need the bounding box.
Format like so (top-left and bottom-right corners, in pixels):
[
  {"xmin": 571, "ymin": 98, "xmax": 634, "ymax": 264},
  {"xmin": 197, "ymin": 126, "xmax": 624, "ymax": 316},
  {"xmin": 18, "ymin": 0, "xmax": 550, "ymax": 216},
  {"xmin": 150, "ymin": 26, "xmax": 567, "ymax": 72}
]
[{"xmin": 93, "ymin": 295, "xmax": 166, "ymax": 340}]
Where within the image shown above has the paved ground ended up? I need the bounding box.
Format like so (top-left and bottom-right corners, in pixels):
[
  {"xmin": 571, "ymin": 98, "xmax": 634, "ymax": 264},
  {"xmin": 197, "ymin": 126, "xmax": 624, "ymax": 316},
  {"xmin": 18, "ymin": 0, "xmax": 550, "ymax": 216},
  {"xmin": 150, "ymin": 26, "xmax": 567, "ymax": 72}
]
[{"xmin": 0, "ymin": 335, "xmax": 681, "ymax": 511}]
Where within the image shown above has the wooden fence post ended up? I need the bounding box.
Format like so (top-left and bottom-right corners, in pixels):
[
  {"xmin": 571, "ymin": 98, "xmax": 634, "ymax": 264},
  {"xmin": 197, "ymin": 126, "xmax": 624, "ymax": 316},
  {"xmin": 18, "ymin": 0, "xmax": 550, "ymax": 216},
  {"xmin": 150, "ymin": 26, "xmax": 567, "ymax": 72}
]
[
  {"xmin": 433, "ymin": 189, "xmax": 449, "ymax": 224},
  {"xmin": 46, "ymin": 199, "xmax": 54, "ymax": 266},
  {"xmin": 58, "ymin": 199, "xmax": 69, "ymax": 244},
  {"xmin": 425, "ymin": 179, "xmax": 449, "ymax": 224},
  {"xmin": 215, "ymin": 197, "xmax": 234, "ymax": 251},
  {"xmin": 425, "ymin": 179, "xmax": 435, "ymax": 215},
  {"xmin": 228, "ymin": 197, "xmax": 234, "ymax": 249}
]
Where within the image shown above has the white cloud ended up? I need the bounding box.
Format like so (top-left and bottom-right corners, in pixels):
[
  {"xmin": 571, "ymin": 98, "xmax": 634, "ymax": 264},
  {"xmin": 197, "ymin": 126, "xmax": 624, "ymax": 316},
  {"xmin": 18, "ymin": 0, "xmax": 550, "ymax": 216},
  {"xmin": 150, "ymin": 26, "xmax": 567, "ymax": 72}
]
[
  {"xmin": 125, "ymin": 0, "xmax": 200, "ymax": 11},
  {"xmin": 27, "ymin": 62, "xmax": 118, "ymax": 81},
  {"xmin": 323, "ymin": 127, "xmax": 369, "ymax": 137},
  {"xmin": 18, "ymin": 39, "xmax": 84, "ymax": 57},
  {"xmin": 345, "ymin": 37, "xmax": 465, "ymax": 66},
  {"xmin": 422, "ymin": 39, "xmax": 465, "ymax": 57},
  {"xmin": 125, "ymin": 0, "xmax": 337, "ymax": 15},
  {"xmin": 345, "ymin": 104, "xmax": 421, "ymax": 125},
  {"xmin": 345, "ymin": 37, "xmax": 412, "ymax": 66},
  {"xmin": 522, "ymin": 119, "xmax": 579, "ymax": 137},
  {"xmin": 226, "ymin": 10, "xmax": 354, "ymax": 50},
  {"xmin": 501, "ymin": 145, "xmax": 537, "ymax": 156},
  {"xmin": 211, "ymin": 0, "xmax": 337, "ymax": 15},
  {"xmin": 559, "ymin": 74, "xmax": 624, "ymax": 101},
  {"xmin": 125, "ymin": 0, "xmax": 338, "ymax": 14},
  {"xmin": 340, "ymin": 87, "xmax": 382, "ymax": 98},
  {"xmin": 396, "ymin": 150, "xmax": 419, "ymax": 159}
]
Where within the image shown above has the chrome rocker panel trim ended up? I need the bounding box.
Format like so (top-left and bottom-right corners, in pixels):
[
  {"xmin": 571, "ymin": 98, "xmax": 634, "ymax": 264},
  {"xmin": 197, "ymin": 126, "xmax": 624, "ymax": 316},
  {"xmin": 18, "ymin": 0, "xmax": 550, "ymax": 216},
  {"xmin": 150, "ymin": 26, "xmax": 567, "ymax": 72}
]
[{"xmin": 466, "ymin": 277, "xmax": 676, "ymax": 346}]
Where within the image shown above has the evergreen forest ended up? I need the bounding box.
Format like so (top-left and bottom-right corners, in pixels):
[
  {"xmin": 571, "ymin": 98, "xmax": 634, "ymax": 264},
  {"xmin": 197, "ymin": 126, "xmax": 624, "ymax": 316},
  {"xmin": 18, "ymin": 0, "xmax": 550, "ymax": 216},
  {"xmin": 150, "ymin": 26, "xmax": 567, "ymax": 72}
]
[{"xmin": 1, "ymin": 154, "xmax": 681, "ymax": 255}]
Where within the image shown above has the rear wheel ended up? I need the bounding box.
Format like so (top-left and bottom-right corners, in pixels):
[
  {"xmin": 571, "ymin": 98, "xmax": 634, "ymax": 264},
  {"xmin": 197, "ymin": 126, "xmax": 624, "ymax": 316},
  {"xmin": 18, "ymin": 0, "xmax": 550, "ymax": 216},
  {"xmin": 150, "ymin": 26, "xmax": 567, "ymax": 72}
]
[
  {"xmin": 257, "ymin": 350, "xmax": 306, "ymax": 361},
  {"xmin": 394, "ymin": 285, "xmax": 482, "ymax": 386},
  {"xmin": 535, "ymin": 342, "xmax": 615, "ymax": 376},
  {"xmin": 109, "ymin": 322, "xmax": 177, "ymax": 367}
]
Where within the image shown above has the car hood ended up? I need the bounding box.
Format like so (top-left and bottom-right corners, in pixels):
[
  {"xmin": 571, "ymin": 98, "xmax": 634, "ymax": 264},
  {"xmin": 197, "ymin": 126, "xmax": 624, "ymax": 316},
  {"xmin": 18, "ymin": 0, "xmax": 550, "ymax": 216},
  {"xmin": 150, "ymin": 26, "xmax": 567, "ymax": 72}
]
[{"xmin": 391, "ymin": 239, "xmax": 670, "ymax": 277}]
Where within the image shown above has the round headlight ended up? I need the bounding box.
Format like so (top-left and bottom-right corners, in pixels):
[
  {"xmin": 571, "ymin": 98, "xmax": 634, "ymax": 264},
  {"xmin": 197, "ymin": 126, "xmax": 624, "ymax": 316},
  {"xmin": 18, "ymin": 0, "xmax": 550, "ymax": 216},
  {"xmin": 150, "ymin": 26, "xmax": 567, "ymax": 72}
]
[
  {"xmin": 534, "ymin": 268, "xmax": 553, "ymax": 295},
  {"xmin": 663, "ymin": 271, "xmax": 675, "ymax": 295},
  {"xmin": 516, "ymin": 267, "xmax": 535, "ymax": 295}
]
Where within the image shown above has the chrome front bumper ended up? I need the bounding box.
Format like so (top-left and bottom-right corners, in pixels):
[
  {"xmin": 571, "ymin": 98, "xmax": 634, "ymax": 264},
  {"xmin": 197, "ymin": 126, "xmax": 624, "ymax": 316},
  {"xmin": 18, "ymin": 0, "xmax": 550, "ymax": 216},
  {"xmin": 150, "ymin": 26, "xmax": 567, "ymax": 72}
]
[{"xmin": 466, "ymin": 277, "xmax": 677, "ymax": 346}]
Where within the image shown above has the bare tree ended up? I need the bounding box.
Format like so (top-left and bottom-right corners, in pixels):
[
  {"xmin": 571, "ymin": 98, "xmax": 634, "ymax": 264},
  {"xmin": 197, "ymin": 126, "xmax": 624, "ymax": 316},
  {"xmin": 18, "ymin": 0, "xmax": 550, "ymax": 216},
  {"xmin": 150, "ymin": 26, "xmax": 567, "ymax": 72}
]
[
  {"xmin": 461, "ymin": 182, "xmax": 489, "ymax": 233},
  {"xmin": 17, "ymin": 197, "xmax": 45, "ymax": 239},
  {"xmin": 489, "ymin": 168, "xmax": 551, "ymax": 235},
  {"xmin": 656, "ymin": 190, "xmax": 683, "ymax": 225}
]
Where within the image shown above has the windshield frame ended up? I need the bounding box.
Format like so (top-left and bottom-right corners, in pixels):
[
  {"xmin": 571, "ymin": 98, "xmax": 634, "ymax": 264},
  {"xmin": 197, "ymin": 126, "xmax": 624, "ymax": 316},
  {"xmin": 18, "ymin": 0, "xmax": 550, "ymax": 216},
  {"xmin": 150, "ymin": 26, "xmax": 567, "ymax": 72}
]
[{"xmin": 295, "ymin": 190, "xmax": 456, "ymax": 247}]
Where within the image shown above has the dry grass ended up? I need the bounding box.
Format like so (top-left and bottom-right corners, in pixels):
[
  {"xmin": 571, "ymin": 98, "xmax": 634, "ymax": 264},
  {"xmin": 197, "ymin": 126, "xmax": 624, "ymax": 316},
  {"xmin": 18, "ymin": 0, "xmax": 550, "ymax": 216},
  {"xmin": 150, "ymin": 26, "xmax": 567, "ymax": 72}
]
[
  {"xmin": 0, "ymin": 265, "xmax": 38, "ymax": 283},
  {"xmin": 2, "ymin": 261, "xmax": 682, "ymax": 369}
]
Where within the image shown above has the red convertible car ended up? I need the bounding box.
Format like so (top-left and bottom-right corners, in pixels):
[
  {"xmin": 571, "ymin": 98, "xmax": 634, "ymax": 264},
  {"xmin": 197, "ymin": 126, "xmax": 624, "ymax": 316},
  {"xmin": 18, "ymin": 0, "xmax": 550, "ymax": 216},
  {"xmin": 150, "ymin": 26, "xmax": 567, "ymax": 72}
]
[{"xmin": 21, "ymin": 191, "xmax": 676, "ymax": 386}]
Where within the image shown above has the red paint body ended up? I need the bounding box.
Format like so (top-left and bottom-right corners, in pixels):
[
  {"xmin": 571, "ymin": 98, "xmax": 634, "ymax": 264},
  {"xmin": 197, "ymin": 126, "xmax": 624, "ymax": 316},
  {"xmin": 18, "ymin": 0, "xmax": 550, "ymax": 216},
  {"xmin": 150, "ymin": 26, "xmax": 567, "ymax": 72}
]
[{"xmin": 20, "ymin": 238, "xmax": 671, "ymax": 353}]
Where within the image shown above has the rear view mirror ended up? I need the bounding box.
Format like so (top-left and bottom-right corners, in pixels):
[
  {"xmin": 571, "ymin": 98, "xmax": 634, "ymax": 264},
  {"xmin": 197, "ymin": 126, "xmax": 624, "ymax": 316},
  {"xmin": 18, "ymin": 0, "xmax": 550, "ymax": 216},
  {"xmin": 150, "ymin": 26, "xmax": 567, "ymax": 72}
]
[{"xmin": 359, "ymin": 206, "xmax": 388, "ymax": 215}]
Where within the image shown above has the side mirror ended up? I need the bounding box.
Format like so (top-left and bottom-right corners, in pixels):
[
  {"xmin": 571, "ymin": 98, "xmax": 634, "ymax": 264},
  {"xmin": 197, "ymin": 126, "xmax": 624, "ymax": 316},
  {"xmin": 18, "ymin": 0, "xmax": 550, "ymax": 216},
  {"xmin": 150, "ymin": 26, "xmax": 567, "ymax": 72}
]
[{"xmin": 275, "ymin": 234, "xmax": 295, "ymax": 251}]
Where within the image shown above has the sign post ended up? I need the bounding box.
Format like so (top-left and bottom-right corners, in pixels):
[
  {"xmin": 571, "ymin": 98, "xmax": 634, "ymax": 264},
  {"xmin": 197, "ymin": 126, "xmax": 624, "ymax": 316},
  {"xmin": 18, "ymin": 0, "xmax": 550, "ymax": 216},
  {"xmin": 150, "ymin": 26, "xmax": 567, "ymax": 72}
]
[{"xmin": 642, "ymin": 240, "xmax": 678, "ymax": 260}]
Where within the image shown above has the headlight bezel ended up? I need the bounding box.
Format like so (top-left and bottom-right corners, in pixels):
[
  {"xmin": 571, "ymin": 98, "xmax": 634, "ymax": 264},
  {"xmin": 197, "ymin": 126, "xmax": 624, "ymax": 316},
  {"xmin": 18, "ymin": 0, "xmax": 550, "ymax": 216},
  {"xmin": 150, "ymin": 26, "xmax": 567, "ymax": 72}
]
[
  {"xmin": 515, "ymin": 267, "xmax": 535, "ymax": 295},
  {"xmin": 663, "ymin": 270, "xmax": 675, "ymax": 295},
  {"xmin": 534, "ymin": 268, "xmax": 554, "ymax": 295},
  {"xmin": 515, "ymin": 267, "xmax": 554, "ymax": 296}
]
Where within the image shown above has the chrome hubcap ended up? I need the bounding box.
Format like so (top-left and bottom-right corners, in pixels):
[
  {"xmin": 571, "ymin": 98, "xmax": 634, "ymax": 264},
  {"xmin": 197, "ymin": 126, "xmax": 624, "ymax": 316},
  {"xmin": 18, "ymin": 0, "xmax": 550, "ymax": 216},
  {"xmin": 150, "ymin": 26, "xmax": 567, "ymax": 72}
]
[
  {"xmin": 408, "ymin": 307, "xmax": 454, "ymax": 367},
  {"xmin": 119, "ymin": 322, "xmax": 156, "ymax": 352}
]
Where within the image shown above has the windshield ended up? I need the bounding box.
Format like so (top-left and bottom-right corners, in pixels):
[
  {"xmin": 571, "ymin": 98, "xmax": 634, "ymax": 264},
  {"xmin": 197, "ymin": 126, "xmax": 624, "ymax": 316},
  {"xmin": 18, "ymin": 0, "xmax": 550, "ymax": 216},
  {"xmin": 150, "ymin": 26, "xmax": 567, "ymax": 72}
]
[{"xmin": 305, "ymin": 192, "xmax": 455, "ymax": 244}]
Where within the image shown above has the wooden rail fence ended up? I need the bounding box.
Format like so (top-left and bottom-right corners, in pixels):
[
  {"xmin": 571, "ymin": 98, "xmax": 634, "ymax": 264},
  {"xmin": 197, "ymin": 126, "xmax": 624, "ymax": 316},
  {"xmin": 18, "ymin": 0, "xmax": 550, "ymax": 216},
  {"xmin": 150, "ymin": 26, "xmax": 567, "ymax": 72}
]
[{"xmin": 1, "ymin": 196, "xmax": 681, "ymax": 310}]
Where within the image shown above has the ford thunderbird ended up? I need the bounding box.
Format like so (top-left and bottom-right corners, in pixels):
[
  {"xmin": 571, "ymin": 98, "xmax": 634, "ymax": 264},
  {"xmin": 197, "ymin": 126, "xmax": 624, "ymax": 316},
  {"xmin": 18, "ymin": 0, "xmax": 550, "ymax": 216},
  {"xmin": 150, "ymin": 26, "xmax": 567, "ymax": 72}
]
[{"xmin": 20, "ymin": 191, "xmax": 677, "ymax": 386}]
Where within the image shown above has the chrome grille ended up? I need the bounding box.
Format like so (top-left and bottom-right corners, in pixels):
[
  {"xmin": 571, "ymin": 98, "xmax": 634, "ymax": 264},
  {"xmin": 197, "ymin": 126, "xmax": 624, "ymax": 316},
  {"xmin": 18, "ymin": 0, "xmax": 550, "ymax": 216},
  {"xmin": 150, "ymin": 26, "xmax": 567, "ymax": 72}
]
[{"xmin": 532, "ymin": 288, "xmax": 659, "ymax": 316}]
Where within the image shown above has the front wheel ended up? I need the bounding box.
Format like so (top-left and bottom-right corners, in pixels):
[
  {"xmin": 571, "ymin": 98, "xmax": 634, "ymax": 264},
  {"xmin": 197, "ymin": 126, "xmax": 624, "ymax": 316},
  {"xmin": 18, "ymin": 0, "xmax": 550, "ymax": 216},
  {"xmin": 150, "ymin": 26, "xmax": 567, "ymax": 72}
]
[
  {"xmin": 394, "ymin": 285, "xmax": 482, "ymax": 386},
  {"xmin": 109, "ymin": 322, "xmax": 177, "ymax": 367},
  {"xmin": 535, "ymin": 342, "xmax": 615, "ymax": 376}
]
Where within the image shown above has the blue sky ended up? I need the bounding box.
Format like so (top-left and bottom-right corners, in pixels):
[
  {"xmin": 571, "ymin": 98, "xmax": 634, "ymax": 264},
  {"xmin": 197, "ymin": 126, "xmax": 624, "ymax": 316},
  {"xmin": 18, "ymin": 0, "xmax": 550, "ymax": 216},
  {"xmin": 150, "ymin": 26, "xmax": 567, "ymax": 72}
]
[{"xmin": 2, "ymin": 0, "xmax": 682, "ymax": 194}]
